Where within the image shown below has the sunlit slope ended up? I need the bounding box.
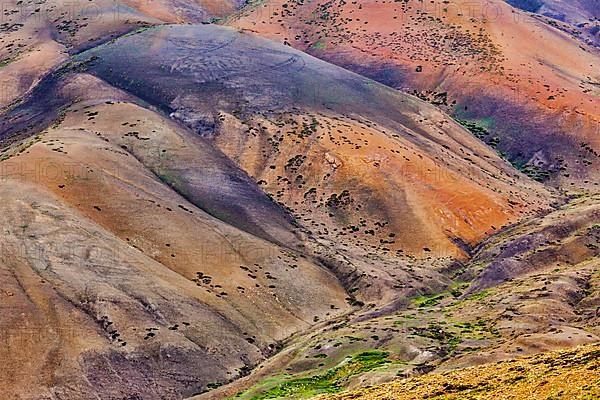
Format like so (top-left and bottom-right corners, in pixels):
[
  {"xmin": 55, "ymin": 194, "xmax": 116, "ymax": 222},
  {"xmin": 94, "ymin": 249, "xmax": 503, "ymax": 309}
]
[
  {"xmin": 72, "ymin": 24, "xmax": 552, "ymax": 261},
  {"xmin": 313, "ymin": 343, "xmax": 600, "ymax": 400},
  {"xmin": 229, "ymin": 0, "xmax": 600, "ymax": 189},
  {"xmin": 0, "ymin": 0, "xmax": 153, "ymax": 108},
  {"xmin": 192, "ymin": 194, "xmax": 599, "ymax": 400},
  {"xmin": 0, "ymin": 6, "xmax": 596, "ymax": 400}
]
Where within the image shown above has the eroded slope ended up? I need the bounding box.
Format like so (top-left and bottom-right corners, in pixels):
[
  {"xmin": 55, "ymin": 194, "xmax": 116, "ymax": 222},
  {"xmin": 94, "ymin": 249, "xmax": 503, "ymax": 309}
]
[
  {"xmin": 0, "ymin": 15, "xmax": 593, "ymax": 400},
  {"xmin": 0, "ymin": 72, "xmax": 349, "ymax": 399},
  {"xmin": 229, "ymin": 0, "xmax": 600, "ymax": 189}
]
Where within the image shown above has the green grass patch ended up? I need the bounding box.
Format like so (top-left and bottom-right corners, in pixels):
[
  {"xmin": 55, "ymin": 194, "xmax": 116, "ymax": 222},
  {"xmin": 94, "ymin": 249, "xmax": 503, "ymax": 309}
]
[
  {"xmin": 511, "ymin": 161, "xmax": 551, "ymax": 182},
  {"xmin": 447, "ymin": 288, "xmax": 496, "ymax": 312},
  {"xmin": 412, "ymin": 293, "xmax": 446, "ymax": 308},
  {"xmin": 236, "ymin": 351, "xmax": 390, "ymax": 399},
  {"xmin": 454, "ymin": 114, "xmax": 552, "ymax": 182},
  {"xmin": 466, "ymin": 289, "xmax": 492, "ymax": 301},
  {"xmin": 453, "ymin": 318, "xmax": 500, "ymax": 339},
  {"xmin": 455, "ymin": 118, "xmax": 491, "ymax": 140},
  {"xmin": 310, "ymin": 41, "xmax": 327, "ymax": 50},
  {"xmin": 410, "ymin": 323, "xmax": 461, "ymax": 357}
]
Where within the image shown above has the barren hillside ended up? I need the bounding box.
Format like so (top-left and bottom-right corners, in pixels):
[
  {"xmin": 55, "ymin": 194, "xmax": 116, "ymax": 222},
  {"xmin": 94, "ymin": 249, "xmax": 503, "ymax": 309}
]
[
  {"xmin": 0, "ymin": 2, "xmax": 597, "ymax": 399},
  {"xmin": 229, "ymin": 0, "xmax": 600, "ymax": 189}
]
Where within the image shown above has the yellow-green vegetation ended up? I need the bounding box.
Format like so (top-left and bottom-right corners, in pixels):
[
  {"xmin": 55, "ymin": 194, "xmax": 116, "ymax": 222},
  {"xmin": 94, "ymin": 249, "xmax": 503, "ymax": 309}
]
[
  {"xmin": 0, "ymin": 135, "xmax": 43, "ymax": 161},
  {"xmin": 0, "ymin": 58, "xmax": 13, "ymax": 67},
  {"xmin": 314, "ymin": 343, "xmax": 600, "ymax": 400},
  {"xmin": 0, "ymin": 50, "xmax": 23, "ymax": 68},
  {"xmin": 232, "ymin": 351, "xmax": 391, "ymax": 399},
  {"xmin": 310, "ymin": 41, "xmax": 327, "ymax": 50},
  {"xmin": 411, "ymin": 282, "xmax": 469, "ymax": 308},
  {"xmin": 453, "ymin": 319, "xmax": 500, "ymax": 340},
  {"xmin": 448, "ymin": 288, "xmax": 494, "ymax": 310},
  {"xmin": 408, "ymin": 322, "xmax": 461, "ymax": 356},
  {"xmin": 412, "ymin": 292, "xmax": 446, "ymax": 308},
  {"xmin": 464, "ymin": 289, "xmax": 492, "ymax": 301}
]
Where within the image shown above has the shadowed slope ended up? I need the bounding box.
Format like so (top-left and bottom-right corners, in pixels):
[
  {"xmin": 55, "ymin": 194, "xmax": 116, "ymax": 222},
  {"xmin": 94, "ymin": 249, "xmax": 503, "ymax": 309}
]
[
  {"xmin": 0, "ymin": 68, "xmax": 301, "ymax": 247},
  {"xmin": 506, "ymin": 0, "xmax": 600, "ymax": 47}
]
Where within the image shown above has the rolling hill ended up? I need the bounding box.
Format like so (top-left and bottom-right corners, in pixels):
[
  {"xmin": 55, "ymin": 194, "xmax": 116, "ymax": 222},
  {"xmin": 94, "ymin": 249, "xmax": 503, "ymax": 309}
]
[
  {"xmin": 0, "ymin": 2, "xmax": 597, "ymax": 400},
  {"xmin": 0, "ymin": 22, "xmax": 560, "ymax": 398},
  {"xmin": 228, "ymin": 0, "xmax": 600, "ymax": 189}
]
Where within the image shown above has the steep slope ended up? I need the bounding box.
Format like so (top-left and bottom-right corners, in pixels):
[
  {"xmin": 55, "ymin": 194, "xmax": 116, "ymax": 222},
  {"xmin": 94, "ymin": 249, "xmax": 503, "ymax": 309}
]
[
  {"xmin": 0, "ymin": 73, "xmax": 349, "ymax": 399},
  {"xmin": 66, "ymin": 23, "xmax": 555, "ymax": 301},
  {"xmin": 228, "ymin": 0, "xmax": 600, "ymax": 189},
  {"xmin": 0, "ymin": 25, "xmax": 561, "ymax": 398},
  {"xmin": 0, "ymin": 0, "xmax": 245, "ymax": 110},
  {"xmin": 1, "ymin": 10, "xmax": 594, "ymax": 400},
  {"xmin": 0, "ymin": 0, "xmax": 152, "ymax": 109},
  {"xmin": 74, "ymin": 23, "xmax": 553, "ymax": 247}
]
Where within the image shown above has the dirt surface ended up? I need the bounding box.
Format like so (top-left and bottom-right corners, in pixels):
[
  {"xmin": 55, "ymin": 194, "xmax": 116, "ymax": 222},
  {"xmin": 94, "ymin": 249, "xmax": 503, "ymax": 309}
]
[
  {"xmin": 228, "ymin": 0, "xmax": 600, "ymax": 189},
  {"xmin": 0, "ymin": 3, "xmax": 597, "ymax": 400}
]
